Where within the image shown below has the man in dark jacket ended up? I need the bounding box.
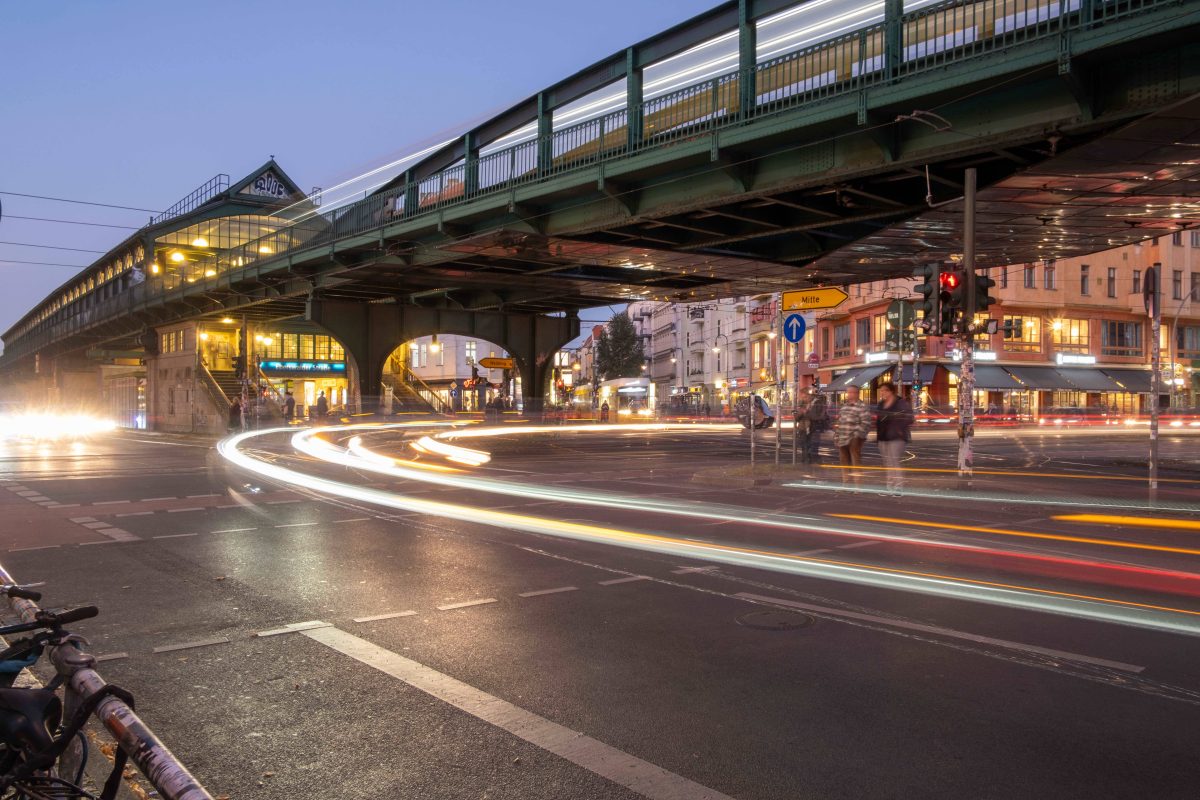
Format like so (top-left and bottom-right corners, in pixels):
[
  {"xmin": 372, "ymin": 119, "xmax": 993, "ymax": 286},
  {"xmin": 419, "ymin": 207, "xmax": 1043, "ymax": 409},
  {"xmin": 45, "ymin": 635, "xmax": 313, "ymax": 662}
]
[
  {"xmin": 794, "ymin": 387, "xmax": 828, "ymax": 465},
  {"xmin": 875, "ymin": 381, "xmax": 913, "ymax": 495}
]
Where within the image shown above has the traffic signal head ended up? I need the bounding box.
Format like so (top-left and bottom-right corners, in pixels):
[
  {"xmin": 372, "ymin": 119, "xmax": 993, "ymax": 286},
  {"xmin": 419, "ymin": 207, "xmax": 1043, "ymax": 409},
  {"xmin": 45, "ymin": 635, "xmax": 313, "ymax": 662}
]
[
  {"xmin": 940, "ymin": 269, "xmax": 967, "ymax": 309},
  {"xmin": 913, "ymin": 264, "xmax": 941, "ymax": 317},
  {"xmin": 973, "ymin": 270, "xmax": 997, "ymax": 314}
]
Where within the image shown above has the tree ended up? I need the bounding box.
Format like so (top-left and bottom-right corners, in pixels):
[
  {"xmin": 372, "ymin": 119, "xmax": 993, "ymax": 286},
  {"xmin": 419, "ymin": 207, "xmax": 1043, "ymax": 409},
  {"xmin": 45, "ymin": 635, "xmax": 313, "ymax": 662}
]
[{"xmin": 596, "ymin": 312, "xmax": 645, "ymax": 380}]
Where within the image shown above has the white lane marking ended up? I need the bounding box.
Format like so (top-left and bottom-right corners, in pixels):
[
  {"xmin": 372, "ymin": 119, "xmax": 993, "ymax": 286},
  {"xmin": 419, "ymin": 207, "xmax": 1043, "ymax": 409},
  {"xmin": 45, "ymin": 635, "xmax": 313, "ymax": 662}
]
[
  {"xmin": 166, "ymin": 507, "xmax": 205, "ymax": 513},
  {"xmin": 352, "ymin": 611, "xmax": 417, "ymax": 623},
  {"xmin": 214, "ymin": 504, "xmax": 239, "ymax": 509},
  {"xmin": 142, "ymin": 497, "xmax": 177, "ymax": 502},
  {"xmin": 81, "ymin": 522, "xmax": 112, "ymax": 529},
  {"xmin": 212, "ymin": 527, "xmax": 256, "ymax": 533},
  {"xmin": 9, "ymin": 545, "xmax": 60, "ymax": 552},
  {"xmin": 187, "ymin": 494, "xmax": 220, "ymax": 498},
  {"xmin": 69, "ymin": 517, "xmax": 96, "ymax": 523},
  {"xmin": 94, "ymin": 653, "xmax": 129, "ymax": 662},
  {"xmin": 152, "ymin": 533, "xmax": 198, "ymax": 540},
  {"xmin": 838, "ymin": 540, "xmax": 880, "ymax": 549},
  {"xmin": 598, "ymin": 575, "xmax": 652, "ymax": 586},
  {"xmin": 736, "ymin": 593, "xmax": 1146, "ymax": 673},
  {"xmin": 92, "ymin": 527, "xmax": 139, "ymax": 542},
  {"xmin": 518, "ymin": 586, "xmax": 579, "ymax": 598},
  {"xmin": 436, "ymin": 598, "xmax": 498, "ymax": 611},
  {"xmin": 267, "ymin": 499, "xmax": 302, "ymax": 505},
  {"xmin": 672, "ymin": 566, "xmax": 718, "ymax": 575},
  {"xmin": 93, "ymin": 500, "xmax": 130, "ymax": 506},
  {"xmin": 275, "ymin": 522, "xmax": 318, "ymax": 528},
  {"xmin": 303, "ymin": 625, "xmax": 737, "ymax": 800},
  {"xmin": 14, "ymin": 491, "xmax": 38, "ymax": 497},
  {"xmin": 116, "ymin": 511, "xmax": 153, "ymax": 517},
  {"xmin": 152, "ymin": 636, "xmax": 231, "ymax": 654},
  {"xmin": 336, "ymin": 517, "xmax": 372, "ymax": 523},
  {"xmin": 52, "ymin": 503, "xmax": 78, "ymax": 508},
  {"xmin": 256, "ymin": 621, "xmax": 333, "ymax": 638},
  {"xmin": 79, "ymin": 540, "xmax": 118, "ymax": 546}
]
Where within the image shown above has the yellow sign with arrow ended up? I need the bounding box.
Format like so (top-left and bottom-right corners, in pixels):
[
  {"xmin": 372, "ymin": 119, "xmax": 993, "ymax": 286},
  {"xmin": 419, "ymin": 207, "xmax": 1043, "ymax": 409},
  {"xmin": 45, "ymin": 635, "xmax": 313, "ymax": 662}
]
[{"xmin": 781, "ymin": 287, "xmax": 849, "ymax": 311}]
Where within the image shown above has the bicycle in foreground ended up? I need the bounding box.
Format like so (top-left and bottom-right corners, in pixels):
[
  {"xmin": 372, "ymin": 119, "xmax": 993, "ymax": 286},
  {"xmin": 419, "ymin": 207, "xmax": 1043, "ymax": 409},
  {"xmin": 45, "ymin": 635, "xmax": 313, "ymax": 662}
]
[{"xmin": 0, "ymin": 584, "xmax": 129, "ymax": 799}]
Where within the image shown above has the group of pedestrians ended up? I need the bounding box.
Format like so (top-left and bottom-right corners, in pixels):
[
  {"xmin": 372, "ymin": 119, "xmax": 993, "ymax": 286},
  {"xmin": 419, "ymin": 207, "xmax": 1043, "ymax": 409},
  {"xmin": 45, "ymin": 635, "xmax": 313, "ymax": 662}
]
[
  {"xmin": 793, "ymin": 381, "xmax": 913, "ymax": 495},
  {"xmin": 228, "ymin": 389, "xmax": 327, "ymax": 431}
]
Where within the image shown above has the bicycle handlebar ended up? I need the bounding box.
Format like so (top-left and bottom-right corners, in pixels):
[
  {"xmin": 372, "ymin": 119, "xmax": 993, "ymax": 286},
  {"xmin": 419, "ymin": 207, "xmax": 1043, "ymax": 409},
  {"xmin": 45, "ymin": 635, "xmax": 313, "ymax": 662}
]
[
  {"xmin": 0, "ymin": 585, "xmax": 42, "ymax": 602},
  {"xmin": 38, "ymin": 606, "xmax": 98, "ymax": 626}
]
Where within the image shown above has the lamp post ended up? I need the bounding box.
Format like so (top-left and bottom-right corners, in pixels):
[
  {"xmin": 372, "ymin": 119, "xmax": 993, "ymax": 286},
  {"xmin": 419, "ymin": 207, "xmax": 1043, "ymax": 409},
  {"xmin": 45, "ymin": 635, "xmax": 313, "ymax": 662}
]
[{"xmin": 712, "ymin": 333, "xmax": 730, "ymax": 416}]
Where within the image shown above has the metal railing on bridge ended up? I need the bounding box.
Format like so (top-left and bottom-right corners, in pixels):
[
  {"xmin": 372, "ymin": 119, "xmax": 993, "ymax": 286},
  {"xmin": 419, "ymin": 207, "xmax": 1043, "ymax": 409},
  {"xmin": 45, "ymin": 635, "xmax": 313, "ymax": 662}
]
[{"xmin": 5, "ymin": 0, "xmax": 1186, "ymax": 362}]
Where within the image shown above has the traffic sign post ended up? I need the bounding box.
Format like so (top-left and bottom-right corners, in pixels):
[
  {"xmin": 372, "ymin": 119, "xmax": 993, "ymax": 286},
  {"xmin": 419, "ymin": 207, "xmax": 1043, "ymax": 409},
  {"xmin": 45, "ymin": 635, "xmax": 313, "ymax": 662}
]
[
  {"xmin": 1146, "ymin": 262, "xmax": 1161, "ymax": 501},
  {"xmin": 478, "ymin": 356, "xmax": 515, "ymax": 370}
]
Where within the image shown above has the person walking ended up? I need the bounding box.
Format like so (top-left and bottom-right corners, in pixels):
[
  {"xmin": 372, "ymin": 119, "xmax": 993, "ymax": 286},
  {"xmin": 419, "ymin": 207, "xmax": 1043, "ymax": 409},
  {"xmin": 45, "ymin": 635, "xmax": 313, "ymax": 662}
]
[
  {"xmin": 283, "ymin": 391, "xmax": 296, "ymax": 422},
  {"xmin": 833, "ymin": 386, "xmax": 871, "ymax": 487},
  {"xmin": 794, "ymin": 387, "xmax": 829, "ymax": 465},
  {"xmin": 228, "ymin": 398, "xmax": 243, "ymax": 432},
  {"xmin": 316, "ymin": 391, "xmax": 329, "ymax": 419},
  {"xmin": 875, "ymin": 381, "xmax": 914, "ymax": 495}
]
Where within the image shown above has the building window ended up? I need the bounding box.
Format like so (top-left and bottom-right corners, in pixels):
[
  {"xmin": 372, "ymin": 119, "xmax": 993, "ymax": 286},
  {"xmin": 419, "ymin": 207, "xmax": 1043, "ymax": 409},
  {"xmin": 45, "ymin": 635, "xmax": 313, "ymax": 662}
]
[
  {"xmin": 1105, "ymin": 268, "xmax": 1116, "ymax": 298},
  {"xmin": 1101, "ymin": 320, "xmax": 1143, "ymax": 357},
  {"xmin": 1192, "ymin": 231, "xmax": 1200, "ymax": 248},
  {"xmin": 872, "ymin": 314, "xmax": 888, "ymax": 348},
  {"xmin": 282, "ymin": 334, "xmax": 298, "ymax": 359},
  {"xmin": 299, "ymin": 335, "xmax": 315, "ymax": 360},
  {"xmin": 1080, "ymin": 265, "xmax": 1090, "ymax": 295},
  {"xmin": 971, "ymin": 315, "xmax": 993, "ymax": 351},
  {"xmin": 1002, "ymin": 315, "xmax": 1040, "ymax": 353},
  {"xmin": 1173, "ymin": 270, "xmax": 1183, "ymax": 301},
  {"xmin": 833, "ymin": 323, "xmax": 851, "ymax": 358},
  {"xmin": 821, "ymin": 327, "xmax": 830, "ymax": 360},
  {"xmin": 1050, "ymin": 318, "xmax": 1089, "ymax": 353},
  {"xmin": 1172, "ymin": 231, "xmax": 1183, "ymax": 246},
  {"xmin": 998, "ymin": 266, "xmax": 1008, "ymax": 289},
  {"xmin": 1023, "ymin": 265, "xmax": 1035, "ymax": 288},
  {"xmin": 1179, "ymin": 326, "xmax": 1200, "ymax": 359},
  {"xmin": 464, "ymin": 340, "xmax": 477, "ymax": 364},
  {"xmin": 856, "ymin": 318, "xmax": 870, "ymax": 350},
  {"xmin": 1044, "ymin": 263, "xmax": 1056, "ymax": 290},
  {"xmin": 1191, "ymin": 272, "xmax": 1199, "ymax": 302},
  {"xmin": 752, "ymin": 340, "xmax": 762, "ymax": 369},
  {"xmin": 1133, "ymin": 270, "xmax": 1142, "ymax": 295}
]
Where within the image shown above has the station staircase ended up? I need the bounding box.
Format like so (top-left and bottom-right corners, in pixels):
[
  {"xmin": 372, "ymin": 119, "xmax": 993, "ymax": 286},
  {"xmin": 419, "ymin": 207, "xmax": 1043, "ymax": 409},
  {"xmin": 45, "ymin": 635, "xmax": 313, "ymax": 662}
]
[{"xmin": 382, "ymin": 362, "xmax": 452, "ymax": 415}]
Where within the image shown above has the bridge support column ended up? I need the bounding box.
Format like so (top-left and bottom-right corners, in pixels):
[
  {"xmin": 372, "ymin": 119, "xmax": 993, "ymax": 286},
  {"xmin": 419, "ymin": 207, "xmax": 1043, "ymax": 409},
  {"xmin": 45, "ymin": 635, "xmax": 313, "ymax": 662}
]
[
  {"xmin": 463, "ymin": 132, "xmax": 479, "ymax": 196},
  {"xmin": 884, "ymin": 0, "xmax": 902, "ymax": 81},
  {"xmin": 536, "ymin": 93, "xmax": 553, "ymax": 175},
  {"xmin": 307, "ymin": 299, "xmax": 579, "ymax": 417},
  {"xmin": 626, "ymin": 48, "xmax": 643, "ymax": 151},
  {"xmin": 738, "ymin": 0, "xmax": 756, "ymax": 116}
]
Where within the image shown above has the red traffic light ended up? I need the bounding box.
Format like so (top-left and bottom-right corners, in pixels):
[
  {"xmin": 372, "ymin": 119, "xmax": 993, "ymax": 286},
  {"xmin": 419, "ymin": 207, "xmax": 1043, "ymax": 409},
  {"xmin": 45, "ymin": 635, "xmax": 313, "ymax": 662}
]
[{"xmin": 939, "ymin": 272, "xmax": 960, "ymax": 289}]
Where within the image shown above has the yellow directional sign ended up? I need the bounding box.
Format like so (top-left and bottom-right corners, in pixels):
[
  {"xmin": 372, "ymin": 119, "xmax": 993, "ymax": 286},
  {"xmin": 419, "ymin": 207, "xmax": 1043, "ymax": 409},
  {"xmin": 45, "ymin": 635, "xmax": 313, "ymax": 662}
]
[
  {"xmin": 781, "ymin": 287, "xmax": 849, "ymax": 312},
  {"xmin": 478, "ymin": 357, "xmax": 515, "ymax": 370}
]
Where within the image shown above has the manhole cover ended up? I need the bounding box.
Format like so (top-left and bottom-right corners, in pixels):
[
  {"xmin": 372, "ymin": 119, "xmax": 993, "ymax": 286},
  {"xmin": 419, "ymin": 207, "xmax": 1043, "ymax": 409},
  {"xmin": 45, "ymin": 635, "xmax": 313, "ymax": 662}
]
[{"xmin": 736, "ymin": 610, "xmax": 815, "ymax": 631}]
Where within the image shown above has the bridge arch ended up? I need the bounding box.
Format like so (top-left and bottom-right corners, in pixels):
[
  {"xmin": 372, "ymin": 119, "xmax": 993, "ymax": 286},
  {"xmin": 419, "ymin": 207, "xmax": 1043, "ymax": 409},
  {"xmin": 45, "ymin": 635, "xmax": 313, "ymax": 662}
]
[{"xmin": 306, "ymin": 298, "xmax": 578, "ymax": 414}]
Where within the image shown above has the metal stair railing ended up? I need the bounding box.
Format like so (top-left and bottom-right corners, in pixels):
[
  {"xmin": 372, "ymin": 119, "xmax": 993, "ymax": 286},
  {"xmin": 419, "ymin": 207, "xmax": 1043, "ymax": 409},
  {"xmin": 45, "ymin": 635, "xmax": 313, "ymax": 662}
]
[
  {"xmin": 388, "ymin": 363, "xmax": 453, "ymax": 415},
  {"xmin": 198, "ymin": 362, "xmax": 230, "ymax": 407}
]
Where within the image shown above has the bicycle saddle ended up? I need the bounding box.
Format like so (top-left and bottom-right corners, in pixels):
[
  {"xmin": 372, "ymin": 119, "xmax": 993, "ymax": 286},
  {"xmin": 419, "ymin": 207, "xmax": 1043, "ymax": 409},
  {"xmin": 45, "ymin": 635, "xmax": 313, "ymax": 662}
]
[{"xmin": 0, "ymin": 688, "xmax": 61, "ymax": 756}]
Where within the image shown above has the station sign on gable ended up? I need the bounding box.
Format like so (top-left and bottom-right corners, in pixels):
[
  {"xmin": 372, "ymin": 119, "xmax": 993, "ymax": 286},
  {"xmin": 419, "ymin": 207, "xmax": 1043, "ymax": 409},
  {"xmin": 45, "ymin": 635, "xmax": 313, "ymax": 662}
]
[{"xmin": 239, "ymin": 170, "xmax": 295, "ymax": 200}]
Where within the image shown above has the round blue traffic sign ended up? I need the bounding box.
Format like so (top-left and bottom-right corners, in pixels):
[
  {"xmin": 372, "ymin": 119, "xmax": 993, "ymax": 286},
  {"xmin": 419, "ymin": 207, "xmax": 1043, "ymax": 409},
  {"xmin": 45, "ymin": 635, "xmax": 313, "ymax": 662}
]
[{"xmin": 783, "ymin": 313, "xmax": 807, "ymax": 343}]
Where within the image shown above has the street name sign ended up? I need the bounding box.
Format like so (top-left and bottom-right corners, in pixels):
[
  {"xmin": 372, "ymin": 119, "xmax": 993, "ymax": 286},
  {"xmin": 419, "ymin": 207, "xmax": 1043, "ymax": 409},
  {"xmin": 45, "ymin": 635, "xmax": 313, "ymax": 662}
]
[
  {"xmin": 478, "ymin": 357, "xmax": 515, "ymax": 370},
  {"xmin": 781, "ymin": 287, "xmax": 848, "ymax": 311}
]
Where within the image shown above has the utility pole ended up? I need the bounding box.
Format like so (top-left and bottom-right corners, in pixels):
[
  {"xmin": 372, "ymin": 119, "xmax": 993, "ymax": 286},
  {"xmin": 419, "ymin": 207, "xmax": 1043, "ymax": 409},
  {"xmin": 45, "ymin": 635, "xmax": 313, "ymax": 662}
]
[
  {"xmin": 1146, "ymin": 262, "xmax": 1161, "ymax": 501},
  {"xmin": 957, "ymin": 168, "xmax": 977, "ymax": 483}
]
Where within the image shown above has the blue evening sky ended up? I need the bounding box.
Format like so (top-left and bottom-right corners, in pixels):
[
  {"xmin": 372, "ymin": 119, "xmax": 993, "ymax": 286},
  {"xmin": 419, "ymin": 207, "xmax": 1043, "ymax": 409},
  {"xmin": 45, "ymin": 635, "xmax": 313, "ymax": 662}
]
[{"xmin": 0, "ymin": 0, "xmax": 719, "ymax": 340}]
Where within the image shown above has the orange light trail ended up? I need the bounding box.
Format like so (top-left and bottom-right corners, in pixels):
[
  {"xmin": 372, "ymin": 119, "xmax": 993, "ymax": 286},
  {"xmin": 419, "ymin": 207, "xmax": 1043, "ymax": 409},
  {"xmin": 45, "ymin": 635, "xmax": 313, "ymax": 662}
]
[
  {"xmin": 829, "ymin": 514, "xmax": 1200, "ymax": 557},
  {"xmin": 819, "ymin": 464, "xmax": 1199, "ymax": 484},
  {"xmin": 1053, "ymin": 514, "xmax": 1200, "ymax": 532}
]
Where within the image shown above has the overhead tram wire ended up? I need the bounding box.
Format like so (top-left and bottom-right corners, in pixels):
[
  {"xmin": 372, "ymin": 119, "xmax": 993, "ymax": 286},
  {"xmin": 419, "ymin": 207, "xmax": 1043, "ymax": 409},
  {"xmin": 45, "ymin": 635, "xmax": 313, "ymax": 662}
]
[
  {"xmin": 2, "ymin": 215, "xmax": 140, "ymax": 231},
  {"xmin": 0, "ymin": 259, "xmax": 89, "ymax": 269},
  {"xmin": 0, "ymin": 241, "xmax": 107, "ymax": 254},
  {"xmin": 0, "ymin": 191, "xmax": 160, "ymax": 214}
]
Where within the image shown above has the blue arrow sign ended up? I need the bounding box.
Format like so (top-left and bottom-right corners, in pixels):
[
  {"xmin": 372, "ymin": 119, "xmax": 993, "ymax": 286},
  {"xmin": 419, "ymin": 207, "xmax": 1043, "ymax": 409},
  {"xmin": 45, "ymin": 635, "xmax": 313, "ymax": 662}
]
[{"xmin": 783, "ymin": 313, "xmax": 807, "ymax": 343}]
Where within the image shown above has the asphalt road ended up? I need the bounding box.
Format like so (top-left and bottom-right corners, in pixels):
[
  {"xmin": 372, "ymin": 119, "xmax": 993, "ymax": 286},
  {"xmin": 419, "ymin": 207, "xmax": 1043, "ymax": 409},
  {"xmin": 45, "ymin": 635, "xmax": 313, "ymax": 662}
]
[{"xmin": 1, "ymin": 422, "xmax": 1198, "ymax": 799}]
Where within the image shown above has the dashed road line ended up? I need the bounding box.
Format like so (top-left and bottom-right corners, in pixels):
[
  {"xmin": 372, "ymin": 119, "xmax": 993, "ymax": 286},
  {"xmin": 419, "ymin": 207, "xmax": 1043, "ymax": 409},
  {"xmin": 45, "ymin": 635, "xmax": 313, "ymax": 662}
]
[
  {"xmin": 81, "ymin": 521, "xmax": 113, "ymax": 529},
  {"xmin": 672, "ymin": 566, "xmax": 719, "ymax": 575},
  {"xmin": 352, "ymin": 611, "xmax": 417, "ymax": 623},
  {"xmin": 116, "ymin": 511, "xmax": 153, "ymax": 517},
  {"xmin": 256, "ymin": 621, "xmax": 333, "ymax": 638},
  {"xmin": 152, "ymin": 533, "xmax": 198, "ymax": 540},
  {"xmin": 436, "ymin": 598, "xmax": 498, "ymax": 611},
  {"xmin": 166, "ymin": 507, "xmax": 205, "ymax": 513},
  {"xmin": 212, "ymin": 527, "xmax": 256, "ymax": 533},
  {"xmin": 69, "ymin": 517, "xmax": 96, "ymax": 523},
  {"xmin": 187, "ymin": 493, "xmax": 220, "ymax": 498},
  {"xmin": 93, "ymin": 500, "xmax": 130, "ymax": 506},
  {"xmin": 336, "ymin": 517, "xmax": 372, "ymax": 523},
  {"xmin": 598, "ymin": 575, "xmax": 652, "ymax": 586},
  {"xmin": 267, "ymin": 500, "xmax": 302, "ymax": 505},
  {"xmin": 152, "ymin": 637, "xmax": 231, "ymax": 654},
  {"xmin": 9, "ymin": 545, "xmax": 60, "ymax": 553},
  {"xmin": 518, "ymin": 586, "xmax": 579, "ymax": 598},
  {"xmin": 302, "ymin": 625, "xmax": 738, "ymax": 800},
  {"xmin": 92, "ymin": 527, "xmax": 140, "ymax": 542},
  {"xmin": 142, "ymin": 497, "xmax": 177, "ymax": 502},
  {"xmin": 275, "ymin": 522, "xmax": 318, "ymax": 528}
]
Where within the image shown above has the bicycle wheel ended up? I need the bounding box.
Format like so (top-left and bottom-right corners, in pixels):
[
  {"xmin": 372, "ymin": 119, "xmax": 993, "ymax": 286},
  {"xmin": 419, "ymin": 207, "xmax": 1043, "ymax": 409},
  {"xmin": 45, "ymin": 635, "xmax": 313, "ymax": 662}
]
[{"xmin": 11, "ymin": 777, "xmax": 97, "ymax": 800}]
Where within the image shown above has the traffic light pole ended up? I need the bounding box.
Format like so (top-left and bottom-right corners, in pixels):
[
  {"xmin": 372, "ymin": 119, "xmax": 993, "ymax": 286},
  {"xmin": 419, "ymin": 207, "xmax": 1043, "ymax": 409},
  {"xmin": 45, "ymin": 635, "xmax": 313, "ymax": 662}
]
[
  {"xmin": 957, "ymin": 168, "xmax": 977, "ymax": 482},
  {"xmin": 1148, "ymin": 262, "xmax": 1161, "ymax": 501}
]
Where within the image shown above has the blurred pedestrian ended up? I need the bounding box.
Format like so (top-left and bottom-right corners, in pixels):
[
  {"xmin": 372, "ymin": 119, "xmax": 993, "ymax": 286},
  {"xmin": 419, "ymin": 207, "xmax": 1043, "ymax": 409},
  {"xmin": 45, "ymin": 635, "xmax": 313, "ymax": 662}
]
[
  {"xmin": 227, "ymin": 398, "xmax": 243, "ymax": 432},
  {"xmin": 600, "ymin": 401, "xmax": 610, "ymax": 423},
  {"xmin": 794, "ymin": 387, "xmax": 829, "ymax": 465},
  {"xmin": 283, "ymin": 391, "xmax": 296, "ymax": 422},
  {"xmin": 875, "ymin": 381, "xmax": 913, "ymax": 496},
  {"xmin": 316, "ymin": 391, "xmax": 329, "ymax": 419},
  {"xmin": 833, "ymin": 386, "xmax": 871, "ymax": 487}
]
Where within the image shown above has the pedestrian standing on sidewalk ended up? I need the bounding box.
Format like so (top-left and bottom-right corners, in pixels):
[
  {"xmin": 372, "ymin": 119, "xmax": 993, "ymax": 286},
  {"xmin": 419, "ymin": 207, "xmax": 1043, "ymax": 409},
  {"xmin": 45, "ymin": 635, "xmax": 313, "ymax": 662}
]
[
  {"xmin": 228, "ymin": 398, "xmax": 243, "ymax": 432},
  {"xmin": 794, "ymin": 387, "xmax": 829, "ymax": 465},
  {"xmin": 875, "ymin": 381, "xmax": 913, "ymax": 496},
  {"xmin": 833, "ymin": 386, "xmax": 871, "ymax": 487}
]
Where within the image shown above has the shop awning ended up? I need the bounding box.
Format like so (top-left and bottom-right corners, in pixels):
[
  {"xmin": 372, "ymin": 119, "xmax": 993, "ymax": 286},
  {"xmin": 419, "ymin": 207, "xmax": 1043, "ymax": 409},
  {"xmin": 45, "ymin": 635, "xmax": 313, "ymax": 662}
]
[
  {"xmin": 829, "ymin": 363, "xmax": 892, "ymax": 389},
  {"xmin": 900, "ymin": 364, "xmax": 937, "ymax": 384},
  {"xmin": 1003, "ymin": 365, "xmax": 1075, "ymax": 390},
  {"xmin": 1056, "ymin": 368, "xmax": 1124, "ymax": 391},
  {"xmin": 944, "ymin": 364, "xmax": 1025, "ymax": 389},
  {"xmin": 1101, "ymin": 368, "xmax": 1154, "ymax": 393}
]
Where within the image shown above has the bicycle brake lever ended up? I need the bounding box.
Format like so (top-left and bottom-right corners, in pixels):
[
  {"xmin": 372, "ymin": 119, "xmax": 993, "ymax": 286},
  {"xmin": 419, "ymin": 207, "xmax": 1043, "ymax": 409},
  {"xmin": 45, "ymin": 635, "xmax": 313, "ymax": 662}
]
[{"xmin": 53, "ymin": 634, "xmax": 95, "ymax": 669}]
